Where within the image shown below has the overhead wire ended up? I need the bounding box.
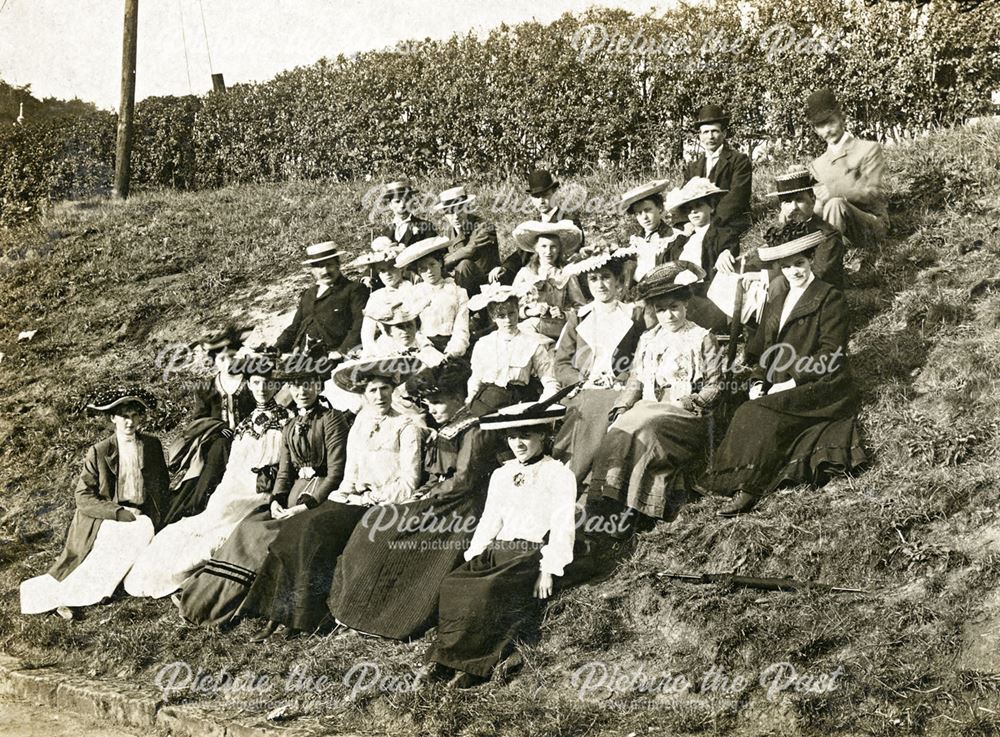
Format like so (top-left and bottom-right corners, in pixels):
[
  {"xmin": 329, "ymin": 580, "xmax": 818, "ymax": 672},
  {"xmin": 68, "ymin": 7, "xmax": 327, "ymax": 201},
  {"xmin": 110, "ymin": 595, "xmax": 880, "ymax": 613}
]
[
  {"xmin": 197, "ymin": 0, "xmax": 214, "ymax": 73},
  {"xmin": 177, "ymin": 0, "xmax": 194, "ymax": 94}
]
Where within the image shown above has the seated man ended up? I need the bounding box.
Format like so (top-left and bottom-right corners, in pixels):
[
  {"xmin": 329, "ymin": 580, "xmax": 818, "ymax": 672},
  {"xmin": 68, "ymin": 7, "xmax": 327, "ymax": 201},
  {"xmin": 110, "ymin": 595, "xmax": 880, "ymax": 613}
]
[
  {"xmin": 380, "ymin": 178, "xmax": 438, "ymax": 245},
  {"xmin": 435, "ymin": 185, "xmax": 499, "ymax": 297},
  {"xmin": 806, "ymin": 89, "xmax": 889, "ymax": 254},
  {"xmin": 682, "ymin": 104, "xmax": 752, "ymax": 236}
]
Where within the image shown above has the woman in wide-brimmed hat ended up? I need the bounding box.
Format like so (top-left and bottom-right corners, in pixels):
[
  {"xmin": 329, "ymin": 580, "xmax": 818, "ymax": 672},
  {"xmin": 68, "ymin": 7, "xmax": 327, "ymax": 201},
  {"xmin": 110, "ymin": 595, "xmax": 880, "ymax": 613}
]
[
  {"xmin": 588, "ymin": 261, "xmax": 723, "ymax": 534},
  {"xmin": 699, "ymin": 221, "xmax": 867, "ymax": 517},
  {"xmin": 396, "ymin": 235, "xmax": 471, "ymax": 357},
  {"xmin": 328, "ymin": 358, "xmax": 503, "ymax": 640},
  {"xmin": 346, "ymin": 236, "xmax": 413, "ymax": 354},
  {"xmin": 424, "ymin": 394, "xmax": 577, "ymax": 688},
  {"xmin": 620, "ymin": 179, "xmax": 687, "ymax": 285},
  {"xmin": 466, "ymin": 283, "xmax": 560, "ymax": 408},
  {"xmin": 175, "ymin": 350, "xmax": 347, "ymax": 627},
  {"xmin": 510, "ymin": 220, "xmax": 587, "ymax": 340},
  {"xmin": 20, "ymin": 386, "xmax": 170, "ymax": 619},
  {"xmin": 241, "ymin": 355, "xmax": 426, "ymax": 641},
  {"xmin": 124, "ymin": 349, "xmax": 291, "ymax": 600},
  {"xmin": 550, "ymin": 244, "xmax": 647, "ymax": 484}
]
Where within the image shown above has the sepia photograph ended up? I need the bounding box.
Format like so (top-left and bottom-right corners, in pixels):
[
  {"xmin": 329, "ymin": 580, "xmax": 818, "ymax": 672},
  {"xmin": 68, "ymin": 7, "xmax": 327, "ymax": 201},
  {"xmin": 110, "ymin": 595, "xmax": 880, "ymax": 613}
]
[{"xmin": 0, "ymin": 0, "xmax": 999, "ymax": 734}]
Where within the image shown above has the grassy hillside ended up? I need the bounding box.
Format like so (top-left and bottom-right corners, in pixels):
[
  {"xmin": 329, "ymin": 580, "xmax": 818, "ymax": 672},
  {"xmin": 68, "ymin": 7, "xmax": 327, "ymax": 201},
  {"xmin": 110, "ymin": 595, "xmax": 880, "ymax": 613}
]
[{"xmin": 1, "ymin": 121, "xmax": 1000, "ymax": 736}]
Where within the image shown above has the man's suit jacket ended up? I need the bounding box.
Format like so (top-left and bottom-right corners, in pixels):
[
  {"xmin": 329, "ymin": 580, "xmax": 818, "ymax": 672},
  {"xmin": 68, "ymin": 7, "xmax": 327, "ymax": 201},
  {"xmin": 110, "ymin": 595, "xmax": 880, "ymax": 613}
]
[
  {"xmin": 809, "ymin": 135, "xmax": 888, "ymax": 224},
  {"xmin": 381, "ymin": 216, "xmax": 438, "ymax": 246},
  {"xmin": 48, "ymin": 433, "xmax": 170, "ymax": 581},
  {"xmin": 666, "ymin": 221, "xmax": 740, "ymax": 283},
  {"xmin": 683, "ymin": 143, "xmax": 752, "ymax": 234},
  {"xmin": 275, "ymin": 275, "xmax": 366, "ymax": 354}
]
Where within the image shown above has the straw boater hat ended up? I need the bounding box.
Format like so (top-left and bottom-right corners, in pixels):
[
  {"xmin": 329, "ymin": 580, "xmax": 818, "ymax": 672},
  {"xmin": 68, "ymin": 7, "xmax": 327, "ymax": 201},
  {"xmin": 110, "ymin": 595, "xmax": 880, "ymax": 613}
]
[
  {"xmin": 301, "ymin": 241, "xmax": 344, "ymax": 266},
  {"xmin": 395, "ymin": 235, "xmax": 460, "ymax": 269},
  {"xmin": 767, "ymin": 167, "xmax": 816, "ymax": 198},
  {"xmin": 563, "ymin": 242, "xmax": 635, "ymax": 278},
  {"xmin": 380, "ymin": 177, "xmax": 416, "ymax": 202},
  {"xmin": 526, "ymin": 169, "xmax": 560, "ymax": 196},
  {"xmin": 346, "ymin": 236, "xmax": 404, "ymax": 270},
  {"xmin": 477, "ymin": 384, "xmax": 578, "ymax": 431},
  {"xmin": 433, "ymin": 186, "xmax": 477, "ymax": 212},
  {"xmin": 620, "ymin": 179, "xmax": 671, "ymax": 212},
  {"xmin": 467, "ymin": 283, "xmax": 520, "ymax": 313},
  {"xmin": 363, "ymin": 293, "xmax": 423, "ymax": 325},
  {"xmin": 85, "ymin": 385, "xmax": 157, "ymax": 414},
  {"xmin": 636, "ymin": 261, "xmax": 706, "ymax": 301},
  {"xmin": 512, "ymin": 220, "xmax": 584, "ymax": 255},
  {"xmin": 332, "ymin": 354, "xmax": 425, "ymax": 394},
  {"xmin": 757, "ymin": 221, "xmax": 830, "ymax": 262},
  {"xmin": 805, "ymin": 89, "xmax": 843, "ymax": 125},
  {"xmin": 692, "ymin": 104, "xmax": 730, "ymax": 130},
  {"xmin": 668, "ymin": 177, "xmax": 728, "ymax": 211}
]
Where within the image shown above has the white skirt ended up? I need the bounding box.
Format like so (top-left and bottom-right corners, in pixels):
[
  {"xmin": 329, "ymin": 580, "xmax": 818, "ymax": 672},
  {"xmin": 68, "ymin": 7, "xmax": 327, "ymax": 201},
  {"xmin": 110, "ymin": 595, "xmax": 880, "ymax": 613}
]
[{"xmin": 20, "ymin": 515, "xmax": 154, "ymax": 614}]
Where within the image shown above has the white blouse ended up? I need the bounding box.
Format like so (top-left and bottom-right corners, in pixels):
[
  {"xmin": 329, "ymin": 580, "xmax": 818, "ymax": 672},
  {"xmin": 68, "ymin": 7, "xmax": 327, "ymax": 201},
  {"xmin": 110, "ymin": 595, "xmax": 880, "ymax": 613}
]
[
  {"xmin": 467, "ymin": 328, "xmax": 559, "ymax": 398},
  {"xmin": 779, "ymin": 273, "xmax": 816, "ymax": 332},
  {"xmin": 334, "ymin": 409, "xmax": 424, "ymax": 505},
  {"xmin": 634, "ymin": 321, "xmax": 714, "ymax": 403},
  {"xmin": 574, "ymin": 300, "xmax": 636, "ymax": 383},
  {"xmin": 411, "ymin": 279, "xmax": 470, "ymax": 356},
  {"xmin": 678, "ymin": 223, "xmax": 710, "ymax": 267},
  {"xmin": 465, "ymin": 456, "xmax": 577, "ymax": 576}
]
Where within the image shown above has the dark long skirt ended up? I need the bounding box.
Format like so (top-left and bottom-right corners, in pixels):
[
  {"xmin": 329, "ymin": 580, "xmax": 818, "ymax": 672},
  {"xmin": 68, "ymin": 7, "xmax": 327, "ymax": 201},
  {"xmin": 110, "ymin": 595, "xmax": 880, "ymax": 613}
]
[
  {"xmin": 427, "ymin": 540, "xmax": 544, "ymax": 678},
  {"xmin": 328, "ymin": 491, "xmax": 485, "ymax": 639},
  {"xmin": 552, "ymin": 389, "xmax": 619, "ymax": 485},
  {"xmin": 176, "ymin": 508, "xmax": 280, "ymax": 627},
  {"xmin": 589, "ymin": 401, "xmax": 707, "ymax": 520},
  {"xmin": 164, "ymin": 434, "xmax": 231, "ymax": 525},
  {"xmin": 701, "ymin": 385, "xmax": 867, "ymax": 496},
  {"xmin": 238, "ymin": 501, "xmax": 367, "ymax": 632}
]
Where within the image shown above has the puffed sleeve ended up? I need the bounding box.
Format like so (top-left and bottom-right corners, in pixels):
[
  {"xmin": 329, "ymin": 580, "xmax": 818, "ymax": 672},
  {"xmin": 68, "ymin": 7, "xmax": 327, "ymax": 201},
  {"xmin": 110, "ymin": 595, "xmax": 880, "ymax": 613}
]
[
  {"xmin": 693, "ymin": 332, "xmax": 723, "ymax": 410},
  {"xmin": 467, "ymin": 338, "xmax": 487, "ymax": 399},
  {"xmin": 531, "ymin": 342, "xmax": 560, "ymax": 398},
  {"xmin": 368, "ymin": 421, "xmax": 426, "ymax": 505},
  {"xmin": 539, "ymin": 462, "xmax": 578, "ymax": 576},
  {"xmin": 464, "ymin": 467, "xmax": 506, "ymax": 562},
  {"xmin": 335, "ymin": 418, "xmax": 364, "ymax": 495},
  {"xmin": 444, "ymin": 285, "xmax": 471, "ymax": 356}
]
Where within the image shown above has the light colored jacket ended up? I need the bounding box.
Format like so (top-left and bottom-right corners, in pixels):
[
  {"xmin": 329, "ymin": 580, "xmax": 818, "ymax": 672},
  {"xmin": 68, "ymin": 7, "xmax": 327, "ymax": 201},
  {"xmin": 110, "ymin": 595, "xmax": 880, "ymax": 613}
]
[{"xmin": 809, "ymin": 134, "xmax": 888, "ymax": 223}]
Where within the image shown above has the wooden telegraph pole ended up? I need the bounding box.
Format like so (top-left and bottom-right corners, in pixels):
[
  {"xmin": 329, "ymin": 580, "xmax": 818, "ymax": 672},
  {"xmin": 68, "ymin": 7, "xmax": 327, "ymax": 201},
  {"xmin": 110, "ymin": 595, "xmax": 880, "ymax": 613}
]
[{"xmin": 113, "ymin": 0, "xmax": 139, "ymax": 199}]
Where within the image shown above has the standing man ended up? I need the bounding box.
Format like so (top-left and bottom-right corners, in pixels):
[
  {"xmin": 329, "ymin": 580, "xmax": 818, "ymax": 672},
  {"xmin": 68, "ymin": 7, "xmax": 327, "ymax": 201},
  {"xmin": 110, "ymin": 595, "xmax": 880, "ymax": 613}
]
[
  {"xmin": 682, "ymin": 104, "xmax": 753, "ymax": 237},
  {"xmin": 435, "ymin": 185, "xmax": 499, "ymax": 297},
  {"xmin": 806, "ymin": 89, "xmax": 889, "ymax": 252},
  {"xmin": 380, "ymin": 178, "xmax": 438, "ymax": 245},
  {"xmin": 488, "ymin": 169, "xmax": 585, "ymax": 285},
  {"xmin": 275, "ymin": 242, "xmax": 367, "ymax": 361}
]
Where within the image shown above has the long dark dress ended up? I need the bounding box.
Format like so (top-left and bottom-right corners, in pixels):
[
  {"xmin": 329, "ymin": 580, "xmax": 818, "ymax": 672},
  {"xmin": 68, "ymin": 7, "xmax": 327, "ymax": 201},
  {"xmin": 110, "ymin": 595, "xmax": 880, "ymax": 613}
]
[
  {"xmin": 238, "ymin": 409, "xmax": 423, "ymax": 633},
  {"xmin": 701, "ymin": 276, "xmax": 867, "ymax": 495},
  {"xmin": 328, "ymin": 402, "xmax": 500, "ymax": 639},
  {"xmin": 176, "ymin": 404, "xmax": 348, "ymax": 626}
]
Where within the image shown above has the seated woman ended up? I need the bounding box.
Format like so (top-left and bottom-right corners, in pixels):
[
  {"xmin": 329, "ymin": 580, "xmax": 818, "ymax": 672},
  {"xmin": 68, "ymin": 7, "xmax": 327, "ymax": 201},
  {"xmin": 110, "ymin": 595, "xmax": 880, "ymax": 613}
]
[
  {"xmin": 176, "ymin": 354, "xmax": 347, "ymax": 627},
  {"xmin": 589, "ymin": 262, "xmax": 723, "ymax": 531},
  {"xmin": 425, "ymin": 398, "xmax": 576, "ymax": 688},
  {"xmin": 20, "ymin": 387, "xmax": 169, "ymax": 618},
  {"xmin": 620, "ymin": 179, "xmax": 685, "ymax": 285},
  {"xmin": 466, "ymin": 283, "xmax": 560, "ymax": 407},
  {"xmin": 241, "ymin": 356, "xmax": 425, "ymax": 641},
  {"xmin": 328, "ymin": 359, "xmax": 502, "ymax": 639},
  {"xmin": 349, "ymin": 236, "xmax": 412, "ymax": 354},
  {"xmin": 551, "ymin": 244, "xmax": 645, "ymax": 484},
  {"xmin": 699, "ymin": 221, "xmax": 868, "ymax": 517},
  {"xmin": 165, "ymin": 327, "xmax": 256, "ymax": 525},
  {"xmin": 124, "ymin": 351, "xmax": 290, "ymax": 599},
  {"xmin": 395, "ymin": 235, "xmax": 471, "ymax": 358},
  {"xmin": 511, "ymin": 221, "xmax": 587, "ymax": 340}
]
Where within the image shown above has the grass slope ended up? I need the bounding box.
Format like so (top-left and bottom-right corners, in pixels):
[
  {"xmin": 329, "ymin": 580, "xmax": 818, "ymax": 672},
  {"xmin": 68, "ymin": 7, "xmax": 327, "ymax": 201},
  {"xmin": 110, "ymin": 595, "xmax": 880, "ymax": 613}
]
[{"xmin": 1, "ymin": 122, "xmax": 1000, "ymax": 736}]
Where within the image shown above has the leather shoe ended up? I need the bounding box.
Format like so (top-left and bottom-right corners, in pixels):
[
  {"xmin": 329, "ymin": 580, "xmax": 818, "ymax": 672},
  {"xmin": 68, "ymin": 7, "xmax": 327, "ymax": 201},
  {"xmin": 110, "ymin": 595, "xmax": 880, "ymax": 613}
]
[{"xmin": 717, "ymin": 492, "xmax": 759, "ymax": 517}]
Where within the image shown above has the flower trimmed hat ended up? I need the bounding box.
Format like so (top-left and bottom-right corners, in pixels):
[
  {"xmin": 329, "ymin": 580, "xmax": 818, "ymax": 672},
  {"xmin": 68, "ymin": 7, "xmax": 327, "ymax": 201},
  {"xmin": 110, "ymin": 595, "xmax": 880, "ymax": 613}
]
[
  {"xmin": 467, "ymin": 282, "xmax": 520, "ymax": 312},
  {"xmin": 563, "ymin": 242, "xmax": 635, "ymax": 278},
  {"xmin": 228, "ymin": 346, "xmax": 281, "ymax": 377},
  {"xmin": 363, "ymin": 293, "xmax": 424, "ymax": 325},
  {"xmin": 346, "ymin": 236, "xmax": 405, "ymax": 270},
  {"xmin": 620, "ymin": 179, "xmax": 671, "ymax": 212},
  {"xmin": 85, "ymin": 385, "xmax": 157, "ymax": 414},
  {"xmin": 636, "ymin": 261, "xmax": 706, "ymax": 301},
  {"xmin": 767, "ymin": 167, "xmax": 816, "ymax": 198},
  {"xmin": 404, "ymin": 357, "xmax": 473, "ymax": 402},
  {"xmin": 332, "ymin": 354, "xmax": 426, "ymax": 394},
  {"xmin": 666, "ymin": 177, "xmax": 728, "ymax": 212},
  {"xmin": 757, "ymin": 220, "xmax": 831, "ymax": 262}
]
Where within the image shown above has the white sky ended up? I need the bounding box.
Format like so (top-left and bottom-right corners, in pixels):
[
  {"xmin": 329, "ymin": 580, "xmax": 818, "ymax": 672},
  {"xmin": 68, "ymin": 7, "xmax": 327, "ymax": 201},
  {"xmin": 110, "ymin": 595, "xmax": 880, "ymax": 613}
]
[{"xmin": 0, "ymin": 0, "xmax": 665, "ymax": 109}]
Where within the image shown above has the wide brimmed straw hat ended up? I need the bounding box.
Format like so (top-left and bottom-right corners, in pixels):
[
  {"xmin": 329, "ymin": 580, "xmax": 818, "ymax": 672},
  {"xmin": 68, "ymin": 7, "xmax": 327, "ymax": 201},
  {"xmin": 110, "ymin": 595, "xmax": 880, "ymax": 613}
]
[
  {"xmin": 636, "ymin": 261, "xmax": 706, "ymax": 301},
  {"xmin": 433, "ymin": 186, "xmax": 477, "ymax": 212},
  {"xmin": 621, "ymin": 179, "xmax": 671, "ymax": 212},
  {"xmin": 667, "ymin": 177, "xmax": 728, "ymax": 211},
  {"xmin": 757, "ymin": 221, "xmax": 831, "ymax": 262},
  {"xmin": 467, "ymin": 283, "xmax": 520, "ymax": 312},
  {"xmin": 332, "ymin": 354, "xmax": 425, "ymax": 393},
  {"xmin": 395, "ymin": 235, "xmax": 460, "ymax": 269},
  {"xmin": 363, "ymin": 292, "xmax": 423, "ymax": 325},
  {"xmin": 512, "ymin": 220, "xmax": 584, "ymax": 255},
  {"xmin": 563, "ymin": 243, "xmax": 635, "ymax": 278},
  {"xmin": 346, "ymin": 236, "xmax": 404, "ymax": 270},
  {"xmin": 85, "ymin": 385, "xmax": 157, "ymax": 414},
  {"xmin": 767, "ymin": 167, "xmax": 816, "ymax": 198},
  {"xmin": 477, "ymin": 384, "xmax": 578, "ymax": 431},
  {"xmin": 301, "ymin": 241, "xmax": 345, "ymax": 266}
]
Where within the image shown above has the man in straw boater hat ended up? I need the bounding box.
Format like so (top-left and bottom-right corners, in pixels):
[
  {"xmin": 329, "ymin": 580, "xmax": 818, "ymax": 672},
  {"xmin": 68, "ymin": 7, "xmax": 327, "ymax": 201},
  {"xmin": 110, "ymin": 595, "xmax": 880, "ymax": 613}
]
[
  {"xmin": 682, "ymin": 104, "xmax": 752, "ymax": 236},
  {"xmin": 395, "ymin": 234, "xmax": 471, "ymax": 358},
  {"xmin": 805, "ymin": 88, "xmax": 889, "ymax": 258},
  {"xmin": 699, "ymin": 219, "xmax": 866, "ymax": 517},
  {"xmin": 20, "ymin": 386, "xmax": 170, "ymax": 619},
  {"xmin": 423, "ymin": 391, "xmax": 577, "ymax": 688},
  {"xmin": 275, "ymin": 241, "xmax": 367, "ymax": 362},
  {"xmin": 489, "ymin": 168, "xmax": 585, "ymax": 285},
  {"xmin": 379, "ymin": 177, "xmax": 438, "ymax": 246},
  {"xmin": 434, "ymin": 185, "xmax": 500, "ymax": 297}
]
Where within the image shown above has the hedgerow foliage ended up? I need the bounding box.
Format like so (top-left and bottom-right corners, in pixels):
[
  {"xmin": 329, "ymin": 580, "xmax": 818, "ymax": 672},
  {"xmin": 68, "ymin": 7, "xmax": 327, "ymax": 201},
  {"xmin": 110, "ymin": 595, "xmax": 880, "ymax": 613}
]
[{"xmin": 0, "ymin": 0, "xmax": 997, "ymax": 224}]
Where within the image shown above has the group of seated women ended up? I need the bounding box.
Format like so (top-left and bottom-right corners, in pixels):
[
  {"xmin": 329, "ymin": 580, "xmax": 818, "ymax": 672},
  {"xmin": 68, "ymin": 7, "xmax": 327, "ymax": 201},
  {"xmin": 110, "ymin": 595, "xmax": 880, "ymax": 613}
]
[{"xmin": 19, "ymin": 171, "xmax": 868, "ymax": 689}]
